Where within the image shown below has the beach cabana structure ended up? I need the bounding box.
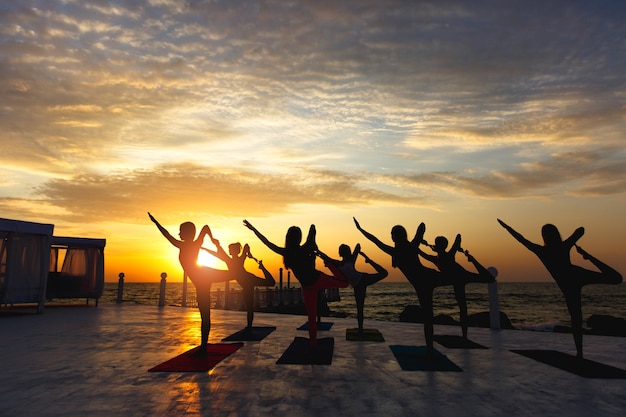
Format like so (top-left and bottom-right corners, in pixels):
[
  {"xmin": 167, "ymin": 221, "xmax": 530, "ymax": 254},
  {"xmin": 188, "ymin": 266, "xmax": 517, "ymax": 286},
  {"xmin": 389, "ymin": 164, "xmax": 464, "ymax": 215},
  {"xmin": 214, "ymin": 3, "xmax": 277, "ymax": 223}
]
[
  {"xmin": 0, "ymin": 218, "xmax": 55, "ymax": 313},
  {"xmin": 47, "ymin": 236, "xmax": 106, "ymax": 306}
]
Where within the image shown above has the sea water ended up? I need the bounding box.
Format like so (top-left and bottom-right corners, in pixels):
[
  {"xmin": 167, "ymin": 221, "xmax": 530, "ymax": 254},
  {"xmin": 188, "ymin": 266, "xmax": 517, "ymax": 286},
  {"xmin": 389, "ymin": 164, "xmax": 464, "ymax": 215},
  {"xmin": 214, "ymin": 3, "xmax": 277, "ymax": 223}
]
[{"xmin": 97, "ymin": 281, "xmax": 626, "ymax": 330}]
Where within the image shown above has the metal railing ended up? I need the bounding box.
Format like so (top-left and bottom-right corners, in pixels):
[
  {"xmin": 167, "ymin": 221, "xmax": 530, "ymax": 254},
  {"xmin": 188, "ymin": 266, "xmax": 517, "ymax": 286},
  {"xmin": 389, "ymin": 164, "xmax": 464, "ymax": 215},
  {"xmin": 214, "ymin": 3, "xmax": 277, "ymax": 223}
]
[
  {"xmin": 116, "ymin": 269, "xmax": 500, "ymax": 329},
  {"xmin": 116, "ymin": 268, "xmax": 341, "ymax": 312}
]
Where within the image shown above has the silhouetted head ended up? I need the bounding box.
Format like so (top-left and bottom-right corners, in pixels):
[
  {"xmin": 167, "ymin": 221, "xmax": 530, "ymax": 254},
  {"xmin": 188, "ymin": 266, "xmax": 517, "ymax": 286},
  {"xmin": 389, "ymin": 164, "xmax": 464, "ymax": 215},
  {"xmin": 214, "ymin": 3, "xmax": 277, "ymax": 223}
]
[
  {"xmin": 391, "ymin": 225, "xmax": 408, "ymax": 243},
  {"xmin": 179, "ymin": 222, "xmax": 196, "ymax": 241},
  {"xmin": 434, "ymin": 236, "xmax": 448, "ymax": 253},
  {"xmin": 338, "ymin": 244, "xmax": 351, "ymax": 258},
  {"xmin": 541, "ymin": 224, "xmax": 562, "ymax": 246},
  {"xmin": 228, "ymin": 242, "xmax": 242, "ymax": 256},
  {"xmin": 285, "ymin": 226, "xmax": 302, "ymax": 248}
]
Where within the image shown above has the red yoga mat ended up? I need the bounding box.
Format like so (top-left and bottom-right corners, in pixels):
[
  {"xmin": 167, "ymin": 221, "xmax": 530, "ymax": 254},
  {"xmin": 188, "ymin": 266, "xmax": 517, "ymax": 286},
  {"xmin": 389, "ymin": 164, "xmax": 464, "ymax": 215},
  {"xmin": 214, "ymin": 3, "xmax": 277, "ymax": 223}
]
[{"xmin": 148, "ymin": 343, "xmax": 244, "ymax": 372}]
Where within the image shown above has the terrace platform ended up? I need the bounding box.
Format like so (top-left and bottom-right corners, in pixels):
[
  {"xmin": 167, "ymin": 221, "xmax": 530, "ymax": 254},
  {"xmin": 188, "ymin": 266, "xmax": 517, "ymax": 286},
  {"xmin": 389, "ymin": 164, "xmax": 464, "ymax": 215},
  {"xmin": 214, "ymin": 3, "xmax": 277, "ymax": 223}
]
[{"xmin": 1, "ymin": 304, "xmax": 625, "ymax": 416}]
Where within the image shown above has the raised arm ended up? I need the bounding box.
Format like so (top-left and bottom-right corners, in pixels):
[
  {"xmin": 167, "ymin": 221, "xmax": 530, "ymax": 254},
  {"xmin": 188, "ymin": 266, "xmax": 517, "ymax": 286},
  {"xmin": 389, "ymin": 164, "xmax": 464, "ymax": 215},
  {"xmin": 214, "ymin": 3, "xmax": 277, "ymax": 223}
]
[
  {"xmin": 243, "ymin": 220, "xmax": 284, "ymax": 255},
  {"xmin": 564, "ymin": 227, "xmax": 585, "ymax": 248},
  {"xmin": 417, "ymin": 246, "xmax": 438, "ymax": 264},
  {"xmin": 148, "ymin": 212, "xmax": 181, "ymax": 248},
  {"xmin": 353, "ymin": 217, "xmax": 394, "ymax": 255},
  {"xmin": 349, "ymin": 243, "xmax": 361, "ymax": 264},
  {"xmin": 410, "ymin": 222, "xmax": 426, "ymax": 246},
  {"xmin": 497, "ymin": 219, "xmax": 539, "ymax": 251},
  {"xmin": 465, "ymin": 252, "xmax": 493, "ymax": 279},
  {"xmin": 449, "ymin": 234, "xmax": 462, "ymax": 255},
  {"xmin": 203, "ymin": 234, "xmax": 230, "ymax": 263},
  {"xmin": 304, "ymin": 224, "xmax": 317, "ymax": 250},
  {"xmin": 197, "ymin": 224, "xmax": 212, "ymax": 242},
  {"xmin": 242, "ymin": 243, "xmax": 251, "ymax": 259},
  {"xmin": 200, "ymin": 245, "xmax": 222, "ymax": 261}
]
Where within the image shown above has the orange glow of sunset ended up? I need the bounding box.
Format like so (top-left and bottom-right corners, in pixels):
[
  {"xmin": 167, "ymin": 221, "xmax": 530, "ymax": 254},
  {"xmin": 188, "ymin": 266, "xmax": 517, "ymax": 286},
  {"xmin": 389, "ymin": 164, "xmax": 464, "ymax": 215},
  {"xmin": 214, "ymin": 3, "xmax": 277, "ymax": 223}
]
[{"xmin": 1, "ymin": 2, "xmax": 625, "ymax": 283}]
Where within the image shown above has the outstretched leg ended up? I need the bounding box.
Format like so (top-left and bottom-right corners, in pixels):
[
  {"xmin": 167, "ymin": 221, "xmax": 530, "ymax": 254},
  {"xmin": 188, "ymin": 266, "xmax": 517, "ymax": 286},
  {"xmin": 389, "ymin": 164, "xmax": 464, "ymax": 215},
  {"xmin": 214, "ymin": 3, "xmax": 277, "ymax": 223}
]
[
  {"xmin": 316, "ymin": 251, "xmax": 350, "ymax": 286},
  {"xmin": 359, "ymin": 252, "xmax": 388, "ymax": 284},
  {"xmin": 576, "ymin": 246, "xmax": 622, "ymax": 284},
  {"xmin": 257, "ymin": 261, "xmax": 276, "ymax": 286},
  {"xmin": 465, "ymin": 253, "xmax": 496, "ymax": 283},
  {"xmin": 205, "ymin": 266, "xmax": 232, "ymax": 284}
]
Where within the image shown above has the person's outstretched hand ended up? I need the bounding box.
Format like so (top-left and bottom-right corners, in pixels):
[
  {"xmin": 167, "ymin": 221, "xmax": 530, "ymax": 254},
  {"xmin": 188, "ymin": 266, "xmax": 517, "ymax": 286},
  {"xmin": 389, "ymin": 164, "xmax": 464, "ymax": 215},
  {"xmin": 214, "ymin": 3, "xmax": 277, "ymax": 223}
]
[
  {"xmin": 243, "ymin": 219, "xmax": 255, "ymax": 231},
  {"xmin": 575, "ymin": 244, "xmax": 589, "ymax": 260},
  {"xmin": 353, "ymin": 217, "xmax": 361, "ymax": 229},
  {"xmin": 148, "ymin": 212, "xmax": 157, "ymax": 223}
]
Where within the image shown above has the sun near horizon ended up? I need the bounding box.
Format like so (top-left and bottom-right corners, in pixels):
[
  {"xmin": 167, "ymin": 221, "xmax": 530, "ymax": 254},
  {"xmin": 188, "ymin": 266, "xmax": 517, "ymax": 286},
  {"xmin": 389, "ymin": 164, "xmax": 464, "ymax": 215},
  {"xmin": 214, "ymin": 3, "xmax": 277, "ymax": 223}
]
[{"xmin": 99, "ymin": 203, "xmax": 626, "ymax": 285}]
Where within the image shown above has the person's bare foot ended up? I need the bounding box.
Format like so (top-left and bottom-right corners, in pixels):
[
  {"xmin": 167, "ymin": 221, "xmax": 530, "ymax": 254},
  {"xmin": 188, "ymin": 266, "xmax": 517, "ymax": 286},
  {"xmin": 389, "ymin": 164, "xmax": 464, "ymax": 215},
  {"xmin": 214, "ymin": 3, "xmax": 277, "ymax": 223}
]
[{"xmin": 191, "ymin": 346, "xmax": 208, "ymax": 357}]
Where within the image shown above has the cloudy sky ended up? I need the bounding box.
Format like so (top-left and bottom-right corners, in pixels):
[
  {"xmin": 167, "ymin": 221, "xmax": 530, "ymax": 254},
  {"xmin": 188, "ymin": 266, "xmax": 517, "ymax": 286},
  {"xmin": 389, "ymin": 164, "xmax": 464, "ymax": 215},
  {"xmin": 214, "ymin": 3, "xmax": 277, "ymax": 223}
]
[{"xmin": 2, "ymin": 0, "xmax": 625, "ymax": 283}]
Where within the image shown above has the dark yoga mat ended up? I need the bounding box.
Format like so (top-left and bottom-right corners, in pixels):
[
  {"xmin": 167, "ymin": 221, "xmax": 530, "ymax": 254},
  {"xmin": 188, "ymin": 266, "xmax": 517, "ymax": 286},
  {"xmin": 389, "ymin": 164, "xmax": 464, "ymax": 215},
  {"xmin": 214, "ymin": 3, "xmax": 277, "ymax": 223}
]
[
  {"xmin": 433, "ymin": 334, "xmax": 488, "ymax": 349},
  {"xmin": 222, "ymin": 326, "xmax": 276, "ymax": 341},
  {"xmin": 276, "ymin": 337, "xmax": 334, "ymax": 365},
  {"xmin": 298, "ymin": 321, "xmax": 333, "ymax": 331},
  {"xmin": 346, "ymin": 328, "xmax": 385, "ymax": 342},
  {"xmin": 390, "ymin": 345, "xmax": 463, "ymax": 372},
  {"xmin": 148, "ymin": 343, "xmax": 243, "ymax": 372},
  {"xmin": 511, "ymin": 350, "xmax": 626, "ymax": 379}
]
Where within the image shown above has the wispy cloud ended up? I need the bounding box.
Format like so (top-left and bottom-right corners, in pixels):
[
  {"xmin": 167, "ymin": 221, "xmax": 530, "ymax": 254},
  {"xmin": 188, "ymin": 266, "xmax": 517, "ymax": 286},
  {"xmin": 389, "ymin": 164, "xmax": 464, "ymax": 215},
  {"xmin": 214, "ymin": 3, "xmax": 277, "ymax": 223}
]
[
  {"xmin": 15, "ymin": 163, "xmax": 411, "ymax": 223},
  {"xmin": 1, "ymin": 0, "xmax": 625, "ymax": 219},
  {"xmin": 399, "ymin": 147, "xmax": 626, "ymax": 198}
]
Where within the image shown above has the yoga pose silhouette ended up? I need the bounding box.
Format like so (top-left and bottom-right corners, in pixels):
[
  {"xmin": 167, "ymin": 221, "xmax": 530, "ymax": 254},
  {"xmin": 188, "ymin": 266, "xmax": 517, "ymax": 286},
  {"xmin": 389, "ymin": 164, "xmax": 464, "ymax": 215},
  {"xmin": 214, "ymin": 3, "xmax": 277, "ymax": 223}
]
[
  {"xmin": 323, "ymin": 243, "xmax": 388, "ymax": 333},
  {"xmin": 202, "ymin": 237, "xmax": 275, "ymax": 328},
  {"xmin": 353, "ymin": 217, "xmax": 450, "ymax": 355},
  {"xmin": 148, "ymin": 213, "xmax": 232, "ymax": 354},
  {"xmin": 419, "ymin": 234, "xmax": 494, "ymax": 339},
  {"xmin": 498, "ymin": 219, "xmax": 622, "ymax": 358},
  {"xmin": 243, "ymin": 220, "xmax": 349, "ymax": 349}
]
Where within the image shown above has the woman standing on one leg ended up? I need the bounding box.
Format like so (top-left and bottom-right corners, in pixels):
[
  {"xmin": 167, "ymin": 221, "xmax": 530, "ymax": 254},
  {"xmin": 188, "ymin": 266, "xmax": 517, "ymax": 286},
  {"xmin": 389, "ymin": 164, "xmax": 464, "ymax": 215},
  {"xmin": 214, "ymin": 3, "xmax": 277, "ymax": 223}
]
[
  {"xmin": 498, "ymin": 219, "xmax": 622, "ymax": 359},
  {"xmin": 419, "ymin": 234, "xmax": 494, "ymax": 340},
  {"xmin": 148, "ymin": 213, "xmax": 232, "ymax": 354},
  {"xmin": 323, "ymin": 243, "xmax": 388, "ymax": 333},
  {"xmin": 353, "ymin": 217, "xmax": 450, "ymax": 356},
  {"xmin": 202, "ymin": 237, "xmax": 275, "ymax": 328},
  {"xmin": 243, "ymin": 220, "xmax": 349, "ymax": 349}
]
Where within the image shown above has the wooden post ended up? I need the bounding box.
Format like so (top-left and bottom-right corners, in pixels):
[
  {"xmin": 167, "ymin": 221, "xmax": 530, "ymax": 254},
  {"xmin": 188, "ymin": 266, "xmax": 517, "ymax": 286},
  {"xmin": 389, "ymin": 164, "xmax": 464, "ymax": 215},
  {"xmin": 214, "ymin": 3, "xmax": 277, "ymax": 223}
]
[
  {"xmin": 117, "ymin": 272, "xmax": 124, "ymax": 304},
  {"xmin": 158, "ymin": 272, "xmax": 167, "ymax": 307},
  {"xmin": 279, "ymin": 268, "xmax": 284, "ymax": 305}
]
